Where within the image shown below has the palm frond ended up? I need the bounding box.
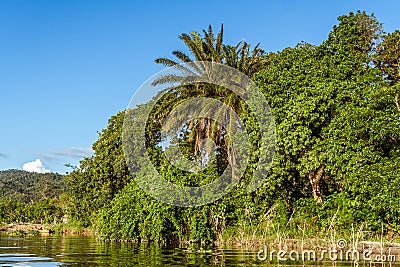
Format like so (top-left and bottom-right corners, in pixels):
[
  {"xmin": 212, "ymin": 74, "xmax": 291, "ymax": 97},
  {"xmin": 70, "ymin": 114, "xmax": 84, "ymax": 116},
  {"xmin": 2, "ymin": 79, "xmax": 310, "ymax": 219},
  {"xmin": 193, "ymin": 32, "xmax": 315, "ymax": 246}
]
[
  {"xmin": 154, "ymin": 57, "xmax": 180, "ymax": 67},
  {"xmin": 216, "ymin": 24, "xmax": 224, "ymax": 56},
  {"xmin": 172, "ymin": 51, "xmax": 192, "ymax": 63},
  {"xmin": 179, "ymin": 33, "xmax": 205, "ymax": 61},
  {"xmin": 151, "ymin": 74, "xmax": 191, "ymax": 86},
  {"xmin": 172, "ymin": 50, "xmax": 203, "ymax": 74}
]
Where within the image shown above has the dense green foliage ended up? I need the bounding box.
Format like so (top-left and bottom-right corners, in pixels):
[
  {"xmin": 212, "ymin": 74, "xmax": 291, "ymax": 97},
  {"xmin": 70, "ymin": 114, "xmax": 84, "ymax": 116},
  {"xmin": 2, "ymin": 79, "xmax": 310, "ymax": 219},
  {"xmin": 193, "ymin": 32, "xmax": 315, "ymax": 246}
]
[
  {"xmin": 0, "ymin": 197, "xmax": 64, "ymax": 224},
  {"xmin": 65, "ymin": 11, "xmax": 400, "ymax": 243},
  {"xmin": 0, "ymin": 170, "xmax": 66, "ymax": 224},
  {"xmin": 64, "ymin": 112, "xmax": 132, "ymax": 227},
  {"xmin": 253, "ymin": 11, "xmax": 400, "ymax": 234},
  {"xmin": 0, "ymin": 169, "xmax": 66, "ymax": 203}
]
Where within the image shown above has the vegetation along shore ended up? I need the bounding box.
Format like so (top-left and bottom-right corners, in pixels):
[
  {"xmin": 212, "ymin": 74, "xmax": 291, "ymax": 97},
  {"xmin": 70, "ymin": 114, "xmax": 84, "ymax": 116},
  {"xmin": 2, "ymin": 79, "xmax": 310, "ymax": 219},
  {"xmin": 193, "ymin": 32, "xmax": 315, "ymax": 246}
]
[{"xmin": 1, "ymin": 11, "xmax": 399, "ymax": 250}]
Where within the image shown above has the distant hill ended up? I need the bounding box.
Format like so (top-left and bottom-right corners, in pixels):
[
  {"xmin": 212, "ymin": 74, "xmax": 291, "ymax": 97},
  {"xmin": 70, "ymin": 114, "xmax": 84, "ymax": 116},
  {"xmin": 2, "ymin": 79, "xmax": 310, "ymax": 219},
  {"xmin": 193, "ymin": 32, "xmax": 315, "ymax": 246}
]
[{"xmin": 0, "ymin": 169, "xmax": 66, "ymax": 203}]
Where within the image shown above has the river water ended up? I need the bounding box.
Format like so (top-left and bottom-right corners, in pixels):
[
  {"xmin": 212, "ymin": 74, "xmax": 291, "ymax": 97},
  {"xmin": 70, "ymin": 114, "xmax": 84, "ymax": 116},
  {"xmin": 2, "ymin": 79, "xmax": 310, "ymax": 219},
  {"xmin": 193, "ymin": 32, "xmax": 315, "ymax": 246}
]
[{"xmin": 0, "ymin": 234, "xmax": 391, "ymax": 266}]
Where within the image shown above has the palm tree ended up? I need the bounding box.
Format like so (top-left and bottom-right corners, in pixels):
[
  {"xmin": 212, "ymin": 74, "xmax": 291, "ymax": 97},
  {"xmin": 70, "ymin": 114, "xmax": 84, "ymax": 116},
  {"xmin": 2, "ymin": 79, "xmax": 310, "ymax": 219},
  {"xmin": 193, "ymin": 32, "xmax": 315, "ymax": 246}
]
[{"xmin": 152, "ymin": 25, "xmax": 265, "ymax": 174}]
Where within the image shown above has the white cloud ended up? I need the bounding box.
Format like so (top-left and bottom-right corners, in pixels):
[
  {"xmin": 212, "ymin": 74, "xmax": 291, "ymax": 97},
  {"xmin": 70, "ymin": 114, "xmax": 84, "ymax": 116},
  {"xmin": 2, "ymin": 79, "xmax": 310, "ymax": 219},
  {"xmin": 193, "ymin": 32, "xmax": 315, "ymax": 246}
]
[
  {"xmin": 41, "ymin": 147, "xmax": 94, "ymax": 163},
  {"xmin": 52, "ymin": 147, "xmax": 94, "ymax": 158},
  {"xmin": 22, "ymin": 159, "xmax": 51, "ymax": 173}
]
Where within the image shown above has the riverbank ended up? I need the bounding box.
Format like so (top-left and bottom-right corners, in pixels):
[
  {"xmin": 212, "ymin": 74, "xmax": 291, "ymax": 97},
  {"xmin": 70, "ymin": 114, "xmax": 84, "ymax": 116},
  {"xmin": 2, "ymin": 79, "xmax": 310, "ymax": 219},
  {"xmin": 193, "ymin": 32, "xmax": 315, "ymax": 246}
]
[
  {"xmin": 0, "ymin": 223, "xmax": 54, "ymax": 236},
  {"xmin": 0, "ymin": 223, "xmax": 94, "ymax": 236}
]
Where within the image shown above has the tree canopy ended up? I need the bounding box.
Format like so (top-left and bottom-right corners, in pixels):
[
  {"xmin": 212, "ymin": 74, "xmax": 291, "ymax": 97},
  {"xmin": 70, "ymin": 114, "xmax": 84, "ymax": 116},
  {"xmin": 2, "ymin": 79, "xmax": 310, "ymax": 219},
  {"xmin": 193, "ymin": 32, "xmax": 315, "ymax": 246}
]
[{"xmin": 66, "ymin": 11, "xmax": 400, "ymax": 242}]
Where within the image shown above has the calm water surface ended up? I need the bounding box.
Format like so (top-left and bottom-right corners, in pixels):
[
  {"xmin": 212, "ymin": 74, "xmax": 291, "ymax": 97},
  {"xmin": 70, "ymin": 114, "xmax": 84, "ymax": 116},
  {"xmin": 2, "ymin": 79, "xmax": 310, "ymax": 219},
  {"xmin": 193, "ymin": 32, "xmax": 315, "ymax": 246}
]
[{"xmin": 0, "ymin": 234, "xmax": 393, "ymax": 266}]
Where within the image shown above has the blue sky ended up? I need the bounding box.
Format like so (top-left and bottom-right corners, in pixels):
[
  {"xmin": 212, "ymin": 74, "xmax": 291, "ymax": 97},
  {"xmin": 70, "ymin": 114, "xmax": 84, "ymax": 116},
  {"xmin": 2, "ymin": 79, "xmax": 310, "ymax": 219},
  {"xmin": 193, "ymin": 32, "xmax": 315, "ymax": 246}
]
[{"xmin": 1, "ymin": 0, "xmax": 399, "ymax": 174}]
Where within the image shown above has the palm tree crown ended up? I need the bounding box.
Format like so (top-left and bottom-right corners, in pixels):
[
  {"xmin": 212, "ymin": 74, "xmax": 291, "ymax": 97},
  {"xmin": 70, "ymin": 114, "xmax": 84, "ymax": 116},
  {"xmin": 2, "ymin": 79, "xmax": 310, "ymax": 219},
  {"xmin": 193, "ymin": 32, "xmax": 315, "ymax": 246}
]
[{"xmin": 155, "ymin": 24, "xmax": 265, "ymax": 76}]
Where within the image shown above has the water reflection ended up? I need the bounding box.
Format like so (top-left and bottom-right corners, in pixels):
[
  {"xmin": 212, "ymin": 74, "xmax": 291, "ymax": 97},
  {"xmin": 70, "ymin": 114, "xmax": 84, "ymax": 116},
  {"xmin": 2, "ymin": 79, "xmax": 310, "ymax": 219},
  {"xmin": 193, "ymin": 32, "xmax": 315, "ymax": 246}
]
[{"xmin": 0, "ymin": 235, "xmax": 397, "ymax": 266}]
